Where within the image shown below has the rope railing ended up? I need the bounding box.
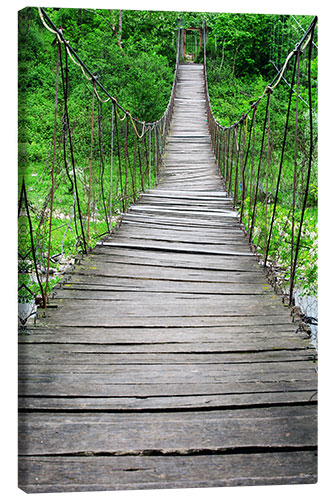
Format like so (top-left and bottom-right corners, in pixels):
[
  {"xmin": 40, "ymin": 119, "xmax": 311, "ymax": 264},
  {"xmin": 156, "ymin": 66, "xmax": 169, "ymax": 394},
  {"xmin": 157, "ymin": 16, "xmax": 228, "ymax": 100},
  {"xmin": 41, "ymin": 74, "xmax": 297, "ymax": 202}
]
[
  {"xmin": 202, "ymin": 16, "xmax": 318, "ymax": 307},
  {"xmin": 18, "ymin": 8, "xmax": 181, "ymax": 323}
]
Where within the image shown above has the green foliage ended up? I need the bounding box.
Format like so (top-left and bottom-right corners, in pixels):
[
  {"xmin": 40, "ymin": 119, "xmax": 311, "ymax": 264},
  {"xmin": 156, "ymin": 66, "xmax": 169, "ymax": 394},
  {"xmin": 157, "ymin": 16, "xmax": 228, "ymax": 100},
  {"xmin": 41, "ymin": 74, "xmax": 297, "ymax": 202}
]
[
  {"xmin": 241, "ymin": 200, "xmax": 317, "ymax": 294},
  {"xmin": 205, "ymin": 13, "xmax": 317, "ymax": 296}
]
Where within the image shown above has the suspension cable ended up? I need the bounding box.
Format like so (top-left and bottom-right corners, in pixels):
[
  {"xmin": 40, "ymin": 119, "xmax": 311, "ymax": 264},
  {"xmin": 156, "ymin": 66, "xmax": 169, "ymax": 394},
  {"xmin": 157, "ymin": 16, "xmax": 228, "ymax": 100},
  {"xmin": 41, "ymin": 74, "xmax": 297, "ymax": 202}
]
[{"xmin": 38, "ymin": 7, "xmax": 177, "ymax": 134}]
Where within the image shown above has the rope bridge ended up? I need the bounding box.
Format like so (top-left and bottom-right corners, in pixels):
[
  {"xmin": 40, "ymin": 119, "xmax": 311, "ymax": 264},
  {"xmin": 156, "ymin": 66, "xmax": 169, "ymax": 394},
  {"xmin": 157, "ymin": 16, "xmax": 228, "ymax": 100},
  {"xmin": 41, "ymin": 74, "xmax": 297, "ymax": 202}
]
[
  {"xmin": 18, "ymin": 10, "xmax": 317, "ymax": 324},
  {"xmin": 18, "ymin": 9, "xmax": 318, "ymax": 492}
]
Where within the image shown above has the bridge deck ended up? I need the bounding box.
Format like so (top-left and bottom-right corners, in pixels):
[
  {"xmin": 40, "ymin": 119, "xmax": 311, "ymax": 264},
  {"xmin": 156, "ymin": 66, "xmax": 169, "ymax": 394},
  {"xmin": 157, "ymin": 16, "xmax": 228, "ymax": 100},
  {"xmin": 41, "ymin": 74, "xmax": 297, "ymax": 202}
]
[{"xmin": 18, "ymin": 64, "xmax": 317, "ymax": 492}]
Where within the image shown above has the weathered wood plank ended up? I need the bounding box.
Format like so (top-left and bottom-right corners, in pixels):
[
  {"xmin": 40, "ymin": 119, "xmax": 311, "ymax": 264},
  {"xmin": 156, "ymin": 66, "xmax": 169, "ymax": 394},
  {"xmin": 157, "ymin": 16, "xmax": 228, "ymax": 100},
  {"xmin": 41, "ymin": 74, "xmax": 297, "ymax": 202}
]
[
  {"xmin": 19, "ymin": 326, "xmax": 311, "ymax": 351},
  {"xmin": 18, "ymin": 345, "xmax": 316, "ymax": 365},
  {"xmin": 69, "ymin": 262, "xmax": 269, "ymax": 282},
  {"xmin": 18, "ymin": 363, "xmax": 317, "ymax": 387},
  {"xmin": 18, "ymin": 391, "xmax": 317, "ymax": 411},
  {"xmin": 96, "ymin": 240, "xmax": 253, "ymax": 257},
  {"xmin": 19, "ymin": 380, "xmax": 317, "ymax": 398},
  {"xmin": 18, "ymin": 406, "xmax": 317, "ymax": 456},
  {"xmin": 39, "ymin": 311, "xmax": 296, "ymax": 328},
  {"xmin": 18, "ymin": 451, "xmax": 317, "ymax": 493},
  {"xmin": 92, "ymin": 247, "xmax": 261, "ymax": 271}
]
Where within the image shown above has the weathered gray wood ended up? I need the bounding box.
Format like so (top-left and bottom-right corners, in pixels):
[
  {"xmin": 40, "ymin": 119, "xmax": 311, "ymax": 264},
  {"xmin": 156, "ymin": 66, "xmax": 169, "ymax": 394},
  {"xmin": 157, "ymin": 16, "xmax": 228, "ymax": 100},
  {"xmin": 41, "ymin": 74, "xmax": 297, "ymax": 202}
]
[
  {"xmin": 19, "ymin": 380, "xmax": 317, "ymax": 398},
  {"xmin": 68, "ymin": 262, "xmax": 270, "ymax": 282},
  {"xmin": 39, "ymin": 311, "xmax": 295, "ymax": 328},
  {"xmin": 59, "ymin": 275, "xmax": 272, "ymax": 294},
  {"xmin": 19, "ymin": 359, "xmax": 316, "ymax": 377},
  {"xmin": 97, "ymin": 240, "xmax": 253, "ymax": 257},
  {"xmin": 18, "ymin": 451, "xmax": 317, "ymax": 493},
  {"xmin": 92, "ymin": 247, "xmax": 261, "ymax": 271},
  {"xmin": 18, "ymin": 391, "xmax": 318, "ymax": 411},
  {"xmin": 18, "ymin": 406, "xmax": 317, "ymax": 456},
  {"xmin": 19, "ymin": 326, "xmax": 311, "ymax": 350},
  {"xmin": 19, "ymin": 344, "xmax": 315, "ymax": 364},
  {"xmin": 18, "ymin": 63, "xmax": 317, "ymax": 492}
]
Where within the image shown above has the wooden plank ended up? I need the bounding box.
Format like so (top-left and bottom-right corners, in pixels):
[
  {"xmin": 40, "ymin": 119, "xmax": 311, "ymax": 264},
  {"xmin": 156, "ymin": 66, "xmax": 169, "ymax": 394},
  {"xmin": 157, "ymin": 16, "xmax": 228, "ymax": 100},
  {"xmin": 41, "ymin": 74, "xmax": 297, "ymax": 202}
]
[
  {"xmin": 19, "ymin": 344, "xmax": 315, "ymax": 364},
  {"xmin": 39, "ymin": 311, "xmax": 296, "ymax": 328},
  {"xmin": 97, "ymin": 240, "xmax": 253, "ymax": 257},
  {"xmin": 66, "ymin": 263, "xmax": 269, "ymax": 283},
  {"xmin": 120, "ymin": 213, "xmax": 242, "ymax": 229},
  {"xmin": 18, "ymin": 336, "xmax": 311, "ymax": 353},
  {"xmin": 18, "ymin": 380, "xmax": 317, "ymax": 398},
  {"xmin": 48, "ymin": 298, "xmax": 292, "ymax": 322},
  {"xmin": 18, "ymin": 406, "xmax": 317, "ymax": 456},
  {"xmin": 18, "ymin": 451, "xmax": 317, "ymax": 493},
  {"xmin": 112, "ymin": 231, "xmax": 251, "ymax": 247},
  {"xmin": 18, "ymin": 391, "xmax": 317, "ymax": 411},
  {"xmin": 18, "ymin": 362, "xmax": 317, "ymax": 384},
  {"xmin": 91, "ymin": 247, "xmax": 261, "ymax": 271},
  {"xmin": 19, "ymin": 326, "xmax": 311, "ymax": 350}
]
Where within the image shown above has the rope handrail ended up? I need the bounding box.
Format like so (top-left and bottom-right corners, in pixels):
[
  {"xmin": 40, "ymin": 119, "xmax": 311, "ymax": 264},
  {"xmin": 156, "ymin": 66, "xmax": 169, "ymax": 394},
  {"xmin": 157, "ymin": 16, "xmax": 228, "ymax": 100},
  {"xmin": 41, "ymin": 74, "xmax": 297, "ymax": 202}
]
[
  {"xmin": 18, "ymin": 7, "xmax": 182, "ymax": 317},
  {"xmin": 203, "ymin": 15, "xmax": 317, "ymax": 132},
  {"xmin": 202, "ymin": 16, "xmax": 318, "ymax": 306},
  {"xmin": 38, "ymin": 7, "xmax": 180, "ymax": 134}
]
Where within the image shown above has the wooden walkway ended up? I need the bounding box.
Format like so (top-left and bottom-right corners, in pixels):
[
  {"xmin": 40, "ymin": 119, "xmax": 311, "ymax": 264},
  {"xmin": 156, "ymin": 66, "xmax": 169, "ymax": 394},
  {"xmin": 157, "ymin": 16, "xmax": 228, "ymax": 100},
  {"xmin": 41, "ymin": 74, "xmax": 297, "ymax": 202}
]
[{"xmin": 18, "ymin": 64, "xmax": 317, "ymax": 492}]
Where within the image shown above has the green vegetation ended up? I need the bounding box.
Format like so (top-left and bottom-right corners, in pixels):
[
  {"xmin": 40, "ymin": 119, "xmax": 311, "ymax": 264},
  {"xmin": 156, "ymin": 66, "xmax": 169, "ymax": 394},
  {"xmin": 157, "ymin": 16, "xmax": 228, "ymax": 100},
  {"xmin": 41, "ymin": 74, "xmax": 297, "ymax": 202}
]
[
  {"xmin": 18, "ymin": 8, "xmax": 317, "ymax": 309},
  {"xmin": 205, "ymin": 14, "xmax": 318, "ymax": 296}
]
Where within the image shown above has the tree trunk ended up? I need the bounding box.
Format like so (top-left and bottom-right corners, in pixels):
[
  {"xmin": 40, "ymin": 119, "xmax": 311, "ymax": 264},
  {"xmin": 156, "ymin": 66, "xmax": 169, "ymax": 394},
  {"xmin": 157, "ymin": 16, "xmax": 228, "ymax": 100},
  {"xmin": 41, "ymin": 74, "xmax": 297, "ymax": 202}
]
[
  {"xmin": 109, "ymin": 9, "xmax": 116, "ymax": 34},
  {"xmin": 219, "ymin": 39, "xmax": 225, "ymax": 71},
  {"xmin": 233, "ymin": 44, "xmax": 240, "ymax": 76},
  {"xmin": 118, "ymin": 10, "xmax": 123, "ymax": 48}
]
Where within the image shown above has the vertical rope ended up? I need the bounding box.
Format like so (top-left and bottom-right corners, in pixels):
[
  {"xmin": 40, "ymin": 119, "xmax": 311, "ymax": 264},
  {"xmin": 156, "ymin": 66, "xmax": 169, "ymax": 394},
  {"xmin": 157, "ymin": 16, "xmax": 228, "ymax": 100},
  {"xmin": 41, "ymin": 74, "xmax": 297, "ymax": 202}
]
[
  {"xmin": 248, "ymin": 107, "xmax": 257, "ymax": 231},
  {"xmin": 114, "ymin": 107, "xmax": 125, "ymax": 212},
  {"xmin": 264, "ymin": 89, "xmax": 272, "ymax": 253},
  {"xmin": 221, "ymin": 129, "xmax": 225, "ymax": 178},
  {"xmin": 109, "ymin": 103, "xmax": 114, "ymax": 229},
  {"xmin": 234, "ymin": 122, "xmax": 242, "ymax": 206},
  {"xmin": 59, "ymin": 41, "xmax": 87, "ymax": 254},
  {"xmin": 86, "ymin": 79, "xmax": 96, "ymax": 250},
  {"xmin": 44, "ymin": 40, "xmax": 60, "ymax": 307},
  {"xmin": 240, "ymin": 115, "xmax": 251, "ymax": 222},
  {"xmin": 264, "ymin": 55, "xmax": 298, "ymax": 266},
  {"xmin": 228, "ymin": 129, "xmax": 233, "ymax": 192},
  {"xmin": 148, "ymin": 127, "xmax": 152, "ymax": 188},
  {"xmin": 224, "ymin": 128, "xmax": 228, "ymax": 184},
  {"xmin": 223, "ymin": 129, "xmax": 228, "ymax": 180},
  {"xmin": 289, "ymin": 25, "xmax": 315, "ymax": 304},
  {"xmin": 124, "ymin": 114, "xmax": 129, "ymax": 210},
  {"xmin": 249, "ymin": 91, "xmax": 271, "ymax": 242},
  {"xmin": 98, "ymin": 101, "xmax": 110, "ymax": 232},
  {"xmin": 138, "ymin": 134, "xmax": 144, "ymax": 191},
  {"xmin": 133, "ymin": 133, "xmax": 137, "ymax": 201},
  {"xmin": 217, "ymin": 127, "xmax": 221, "ymax": 173},
  {"xmin": 19, "ymin": 179, "xmax": 45, "ymax": 303},
  {"xmin": 290, "ymin": 48, "xmax": 301, "ymax": 289},
  {"xmin": 155, "ymin": 126, "xmax": 158, "ymax": 178}
]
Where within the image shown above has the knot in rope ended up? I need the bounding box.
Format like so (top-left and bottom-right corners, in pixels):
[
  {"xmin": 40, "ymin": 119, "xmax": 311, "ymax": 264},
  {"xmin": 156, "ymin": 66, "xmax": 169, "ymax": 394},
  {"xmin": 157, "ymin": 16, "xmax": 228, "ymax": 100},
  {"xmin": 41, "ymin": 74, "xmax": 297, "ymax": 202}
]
[{"xmin": 293, "ymin": 42, "xmax": 304, "ymax": 54}]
